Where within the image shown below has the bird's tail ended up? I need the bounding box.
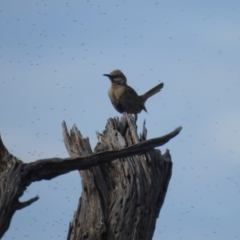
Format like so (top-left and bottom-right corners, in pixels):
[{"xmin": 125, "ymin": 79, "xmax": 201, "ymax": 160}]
[{"xmin": 141, "ymin": 82, "xmax": 164, "ymax": 102}]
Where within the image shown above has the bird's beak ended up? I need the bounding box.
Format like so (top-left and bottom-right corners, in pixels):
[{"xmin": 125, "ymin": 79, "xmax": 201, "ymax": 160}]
[{"xmin": 103, "ymin": 74, "xmax": 111, "ymax": 77}]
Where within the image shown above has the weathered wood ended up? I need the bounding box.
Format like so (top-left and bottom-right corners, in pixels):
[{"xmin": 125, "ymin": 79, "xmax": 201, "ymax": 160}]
[
  {"xmin": 66, "ymin": 114, "xmax": 175, "ymax": 240},
  {"xmin": 0, "ymin": 139, "xmax": 39, "ymax": 237},
  {"xmin": 0, "ymin": 114, "xmax": 181, "ymax": 238}
]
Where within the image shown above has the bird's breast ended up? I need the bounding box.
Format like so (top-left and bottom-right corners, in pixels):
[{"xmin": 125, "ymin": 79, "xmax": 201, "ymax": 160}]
[
  {"xmin": 108, "ymin": 85, "xmax": 126, "ymax": 113},
  {"xmin": 108, "ymin": 85, "xmax": 125, "ymax": 100}
]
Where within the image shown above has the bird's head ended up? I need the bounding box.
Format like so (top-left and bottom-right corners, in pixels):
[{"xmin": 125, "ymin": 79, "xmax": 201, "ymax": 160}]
[{"xmin": 103, "ymin": 69, "xmax": 127, "ymax": 85}]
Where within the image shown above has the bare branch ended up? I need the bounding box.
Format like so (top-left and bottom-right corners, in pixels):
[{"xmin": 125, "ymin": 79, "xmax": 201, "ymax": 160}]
[
  {"xmin": 16, "ymin": 196, "xmax": 39, "ymax": 210},
  {"xmin": 21, "ymin": 126, "xmax": 182, "ymax": 184}
]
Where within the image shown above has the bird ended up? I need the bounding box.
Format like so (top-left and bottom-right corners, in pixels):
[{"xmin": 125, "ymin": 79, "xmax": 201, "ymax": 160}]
[{"xmin": 103, "ymin": 69, "xmax": 164, "ymax": 121}]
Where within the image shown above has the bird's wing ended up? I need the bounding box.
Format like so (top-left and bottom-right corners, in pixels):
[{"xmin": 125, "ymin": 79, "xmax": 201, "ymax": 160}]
[{"xmin": 118, "ymin": 86, "xmax": 146, "ymax": 114}]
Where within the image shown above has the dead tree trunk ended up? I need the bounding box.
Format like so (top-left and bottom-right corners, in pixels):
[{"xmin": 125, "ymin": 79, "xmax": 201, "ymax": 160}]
[
  {"xmin": 0, "ymin": 114, "xmax": 181, "ymax": 239},
  {"xmin": 66, "ymin": 115, "xmax": 173, "ymax": 240}
]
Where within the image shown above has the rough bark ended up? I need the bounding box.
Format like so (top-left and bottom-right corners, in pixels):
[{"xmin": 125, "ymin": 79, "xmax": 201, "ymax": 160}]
[
  {"xmin": 0, "ymin": 114, "xmax": 181, "ymax": 238},
  {"xmin": 66, "ymin": 114, "xmax": 175, "ymax": 240},
  {"xmin": 0, "ymin": 137, "xmax": 39, "ymax": 237}
]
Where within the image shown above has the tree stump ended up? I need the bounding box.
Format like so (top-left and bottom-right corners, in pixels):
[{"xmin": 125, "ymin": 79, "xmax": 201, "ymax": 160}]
[
  {"xmin": 0, "ymin": 114, "xmax": 181, "ymax": 239},
  {"xmin": 66, "ymin": 114, "xmax": 173, "ymax": 240}
]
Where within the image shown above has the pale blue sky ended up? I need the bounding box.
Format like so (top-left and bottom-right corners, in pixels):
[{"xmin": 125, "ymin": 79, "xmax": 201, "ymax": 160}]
[{"xmin": 1, "ymin": 1, "xmax": 240, "ymax": 239}]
